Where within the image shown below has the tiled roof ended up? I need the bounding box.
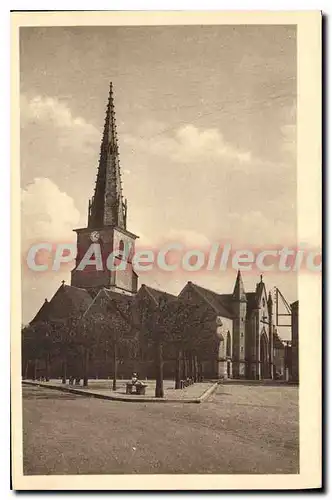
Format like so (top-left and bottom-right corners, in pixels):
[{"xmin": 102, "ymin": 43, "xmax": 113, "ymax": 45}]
[
  {"xmin": 84, "ymin": 287, "xmax": 132, "ymax": 309},
  {"xmin": 104, "ymin": 289, "xmax": 134, "ymax": 317},
  {"xmin": 63, "ymin": 285, "xmax": 93, "ymax": 312},
  {"xmin": 140, "ymin": 285, "xmax": 177, "ymax": 305},
  {"xmin": 219, "ymin": 293, "xmax": 234, "ymax": 312},
  {"xmin": 185, "ymin": 282, "xmax": 234, "ymax": 318},
  {"xmin": 104, "ymin": 288, "xmax": 133, "ymax": 304},
  {"xmin": 30, "ymin": 284, "xmax": 93, "ymax": 324},
  {"xmin": 83, "ymin": 288, "xmax": 136, "ymax": 326},
  {"xmin": 30, "ymin": 299, "xmax": 50, "ymax": 324}
]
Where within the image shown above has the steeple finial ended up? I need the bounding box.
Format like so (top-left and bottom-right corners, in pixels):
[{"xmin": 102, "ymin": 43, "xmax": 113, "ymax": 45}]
[{"xmin": 88, "ymin": 82, "xmax": 126, "ymax": 229}]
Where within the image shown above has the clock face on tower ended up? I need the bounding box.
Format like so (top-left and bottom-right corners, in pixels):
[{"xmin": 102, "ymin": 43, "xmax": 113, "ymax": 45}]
[{"xmin": 90, "ymin": 231, "xmax": 100, "ymax": 243}]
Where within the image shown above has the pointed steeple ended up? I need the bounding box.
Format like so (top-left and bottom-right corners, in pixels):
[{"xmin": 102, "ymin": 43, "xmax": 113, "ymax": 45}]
[
  {"xmin": 88, "ymin": 82, "xmax": 127, "ymax": 229},
  {"xmin": 267, "ymin": 290, "xmax": 273, "ymax": 315},
  {"xmin": 255, "ymin": 274, "xmax": 265, "ymax": 298},
  {"xmin": 232, "ymin": 270, "xmax": 246, "ymax": 302}
]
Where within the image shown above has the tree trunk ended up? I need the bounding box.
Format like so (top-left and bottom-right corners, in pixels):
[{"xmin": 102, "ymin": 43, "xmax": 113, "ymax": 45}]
[
  {"xmin": 188, "ymin": 351, "xmax": 193, "ymax": 378},
  {"xmin": 83, "ymin": 348, "xmax": 89, "ymax": 387},
  {"xmin": 193, "ymin": 354, "xmax": 198, "ymax": 382},
  {"xmin": 45, "ymin": 354, "xmax": 50, "ymax": 382},
  {"xmin": 155, "ymin": 338, "xmax": 164, "ymax": 398},
  {"xmin": 197, "ymin": 358, "xmax": 203, "ymax": 382},
  {"xmin": 61, "ymin": 357, "xmax": 67, "ymax": 384},
  {"xmin": 24, "ymin": 360, "xmax": 29, "ymax": 380},
  {"xmin": 112, "ymin": 343, "xmax": 118, "ymax": 391},
  {"xmin": 182, "ymin": 351, "xmax": 188, "ymax": 379},
  {"xmin": 33, "ymin": 359, "xmax": 37, "ymax": 381},
  {"xmin": 175, "ymin": 349, "xmax": 181, "ymax": 389}
]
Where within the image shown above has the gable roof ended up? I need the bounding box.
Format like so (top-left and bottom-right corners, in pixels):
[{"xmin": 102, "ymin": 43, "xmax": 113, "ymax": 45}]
[
  {"xmin": 138, "ymin": 284, "xmax": 177, "ymax": 305},
  {"xmin": 179, "ymin": 282, "xmax": 234, "ymax": 319},
  {"xmin": 84, "ymin": 287, "xmax": 133, "ymax": 313},
  {"xmin": 103, "ymin": 288, "xmax": 133, "ymax": 304},
  {"xmin": 64, "ymin": 285, "xmax": 93, "ymax": 311},
  {"xmin": 31, "ymin": 299, "xmax": 50, "ymax": 324},
  {"xmin": 30, "ymin": 284, "xmax": 93, "ymax": 324},
  {"xmin": 83, "ymin": 287, "xmax": 136, "ymax": 328},
  {"xmin": 218, "ymin": 293, "xmax": 234, "ymax": 313}
]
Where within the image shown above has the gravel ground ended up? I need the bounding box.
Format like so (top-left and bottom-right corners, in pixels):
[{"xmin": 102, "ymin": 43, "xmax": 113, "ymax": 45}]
[{"xmin": 22, "ymin": 383, "xmax": 299, "ymax": 475}]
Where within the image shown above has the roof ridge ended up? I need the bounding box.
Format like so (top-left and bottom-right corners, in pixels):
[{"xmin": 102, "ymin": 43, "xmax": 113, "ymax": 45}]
[
  {"xmin": 143, "ymin": 286, "xmax": 177, "ymax": 302},
  {"xmin": 144, "ymin": 285, "xmax": 176, "ymax": 296},
  {"xmin": 188, "ymin": 282, "xmax": 234, "ymax": 318},
  {"xmin": 140, "ymin": 285, "xmax": 158, "ymax": 305},
  {"xmin": 189, "ymin": 283, "xmax": 220, "ymax": 312},
  {"xmin": 190, "ymin": 282, "xmax": 227, "ymax": 298},
  {"xmin": 64, "ymin": 284, "xmax": 88, "ymax": 293},
  {"xmin": 104, "ymin": 289, "xmax": 133, "ymax": 301},
  {"xmin": 82, "ymin": 288, "xmax": 107, "ymax": 317}
]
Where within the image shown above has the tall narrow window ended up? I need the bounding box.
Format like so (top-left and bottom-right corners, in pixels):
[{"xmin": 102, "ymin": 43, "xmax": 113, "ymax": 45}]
[{"xmin": 119, "ymin": 239, "xmax": 125, "ymax": 259}]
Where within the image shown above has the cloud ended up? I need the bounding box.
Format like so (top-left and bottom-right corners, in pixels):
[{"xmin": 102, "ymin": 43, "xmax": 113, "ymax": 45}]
[
  {"xmin": 281, "ymin": 123, "xmax": 296, "ymax": 157},
  {"xmin": 21, "ymin": 177, "xmax": 80, "ymax": 250},
  {"xmin": 123, "ymin": 123, "xmax": 252, "ymax": 165},
  {"xmin": 21, "ymin": 178, "xmax": 81, "ymax": 324},
  {"xmin": 20, "ymin": 94, "xmax": 100, "ymax": 225},
  {"xmin": 280, "ymin": 104, "xmax": 296, "ymax": 159},
  {"xmin": 173, "ymin": 125, "xmax": 252, "ymax": 164},
  {"xmin": 20, "ymin": 97, "xmax": 298, "ymax": 323},
  {"xmin": 21, "ymin": 94, "xmax": 99, "ymax": 143},
  {"xmin": 223, "ymin": 210, "xmax": 296, "ymax": 247},
  {"xmin": 165, "ymin": 228, "xmax": 211, "ymax": 248}
]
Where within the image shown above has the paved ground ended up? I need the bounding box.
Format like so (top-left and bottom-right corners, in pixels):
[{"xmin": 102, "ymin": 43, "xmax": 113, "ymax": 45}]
[
  {"xmin": 22, "ymin": 383, "xmax": 299, "ymax": 475},
  {"xmin": 24, "ymin": 378, "xmax": 212, "ymax": 401}
]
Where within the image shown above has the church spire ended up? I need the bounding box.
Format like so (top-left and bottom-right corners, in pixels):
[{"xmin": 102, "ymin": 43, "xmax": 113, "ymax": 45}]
[
  {"xmin": 88, "ymin": 82, "xmax": 127, "ymax": 229},
  {"xmin": 232, "ymin": 270, "xmax": 246, "ymax": 302}
]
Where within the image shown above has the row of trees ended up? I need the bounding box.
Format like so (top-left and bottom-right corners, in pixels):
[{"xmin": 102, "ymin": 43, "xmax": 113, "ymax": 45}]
[
  {"xmin": 136, "ymin": 295, "xmax": 216, "ymax": 397},
  {"xmin": 22, "ymin": 294, "xmax": 217, "ymax": 398}
]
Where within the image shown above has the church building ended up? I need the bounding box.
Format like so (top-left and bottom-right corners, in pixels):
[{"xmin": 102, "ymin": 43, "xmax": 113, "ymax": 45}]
[{"xmin": 24, "ymin": 83, "xmax": 288, "ymax": 381}]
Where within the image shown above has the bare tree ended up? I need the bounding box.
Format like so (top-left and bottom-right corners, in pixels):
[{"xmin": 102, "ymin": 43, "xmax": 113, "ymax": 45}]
[
  {"xmin": 81, "ymin": 294, "xmax": 138, "ymax": 390},
  {"xmin": 135, "ymin": 294, "xmax": 169, "ymax": 398},
  {"xmin": 22, "ymin": 320, "xmax": 58, "ymax": 381},
  {"xmin": 159, "ymin": 299, "xmax": 216, "ymax": 388}
]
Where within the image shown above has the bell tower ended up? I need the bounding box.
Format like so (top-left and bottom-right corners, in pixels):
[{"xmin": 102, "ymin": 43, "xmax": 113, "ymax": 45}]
[{"xmin": 71, "ymin": 83, "xmax": 138, "ymax": 296}]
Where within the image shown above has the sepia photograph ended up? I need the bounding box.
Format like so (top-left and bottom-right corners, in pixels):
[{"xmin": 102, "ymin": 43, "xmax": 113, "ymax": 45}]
[{"xmin": 11, "ymin": 11, "xmax": 321, "ymax": 490}]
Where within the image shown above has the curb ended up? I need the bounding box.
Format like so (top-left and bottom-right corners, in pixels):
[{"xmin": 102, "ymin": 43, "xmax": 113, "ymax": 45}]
[
  {"xmin": 198, "ymin": 382, "xmax": 219, "ymax": 402},
  {"xmin": 219, "ymin": 380, "xmax": 299, "ymax": 387},
  {"xmin": 22, "ymin": 380, "xmax": 217, "ymax": 404}
]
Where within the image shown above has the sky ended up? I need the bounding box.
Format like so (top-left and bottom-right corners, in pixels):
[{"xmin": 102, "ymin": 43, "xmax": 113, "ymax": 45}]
[{"xmin": 20, "ymin": 25, "xmax": 298, "ymax": 336}]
